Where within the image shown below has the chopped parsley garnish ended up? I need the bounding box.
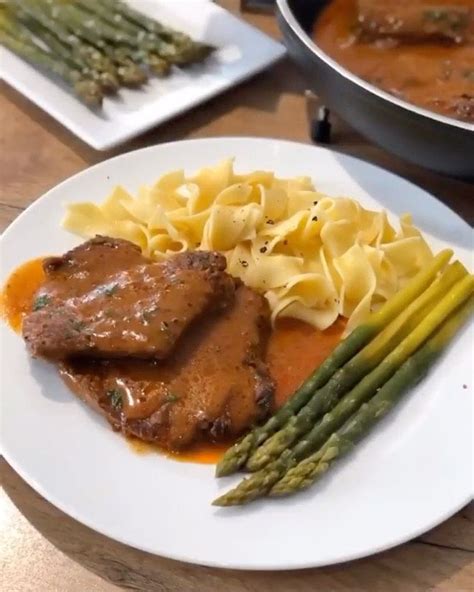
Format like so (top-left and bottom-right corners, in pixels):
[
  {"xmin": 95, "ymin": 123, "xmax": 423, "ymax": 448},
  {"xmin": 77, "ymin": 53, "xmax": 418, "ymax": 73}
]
[
  {"xmin": 164, "ymin": 393, "xmax": 180, "ymax": 404},
  {"xmin": 141, "ymin": 308, "xmax": 160, "ymax": 324},
  {"xmin": 106, "ymin": 389, "xmax": 123, "ymax": 410},
  {"xmin": 424, "ymin": 9, "xmax": 444, "ymax": 21},
  {"xmin": 70, "ymin": 319, "xmax": 86, "ymax": 332},
  {"xmin": 141, "ymin": 312, "xmax": 152, "ymax": 324},
  {"xmin": 33, "ymin": 294, "xmax": 51, "ymax": 311},
  {"xmin": 423, "ymin": 9, "xmax": 465, "ymax": 29},
  {"xmin": 104, "ymin": 283, "xmax": 119, "ymax": 296},
  {"xmin": 100, "ymin": 283, "xmax": 119, "ymax": 296}
]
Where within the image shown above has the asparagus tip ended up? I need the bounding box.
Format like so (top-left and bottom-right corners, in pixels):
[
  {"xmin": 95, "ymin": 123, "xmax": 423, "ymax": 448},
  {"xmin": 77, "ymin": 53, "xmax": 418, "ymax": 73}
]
[
  {"xmin": 215, "ymin": 455, "xmax": 244, "ymax": 478},
  {"xmin": 118, "ymin": 64, "xmax": 147, "ymax": 87},
  {"xmin": 98, "ymin": 71, "xmax": 120, "ymax": 94},
  {"xmin": 212, "ymin": 495, "xmax": 231, "ymax": 507},
  {"xmin": 215, "ymin": 433, "xmax": 256, "ymax": 477},
  {"xmin": 74, "ymin": 79, "xmax": 103, "ymax": 107},
  {"xmin": 148, "ymin": 58, "xmax": 171, "ymax": 77}
]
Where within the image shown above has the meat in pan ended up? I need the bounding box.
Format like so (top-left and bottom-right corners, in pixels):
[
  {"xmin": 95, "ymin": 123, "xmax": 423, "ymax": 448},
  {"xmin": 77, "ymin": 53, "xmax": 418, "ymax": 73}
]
[{"xmin": 357, "ymin": 0, "xmax": 474, "ymax": 43}]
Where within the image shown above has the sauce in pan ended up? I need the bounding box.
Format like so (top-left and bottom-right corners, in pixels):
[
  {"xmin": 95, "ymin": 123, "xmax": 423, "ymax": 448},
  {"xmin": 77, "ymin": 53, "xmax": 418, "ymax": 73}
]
[{"xmin": 314, "ymin": 0, "xmax": 474, "ymax": 122}]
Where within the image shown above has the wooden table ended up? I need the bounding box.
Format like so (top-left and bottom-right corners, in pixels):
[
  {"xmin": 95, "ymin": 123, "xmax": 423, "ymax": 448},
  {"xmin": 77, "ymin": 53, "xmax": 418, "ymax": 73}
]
[{"xmin": 1, "ymin": 2, "xmax": 473, "ymax": 590}]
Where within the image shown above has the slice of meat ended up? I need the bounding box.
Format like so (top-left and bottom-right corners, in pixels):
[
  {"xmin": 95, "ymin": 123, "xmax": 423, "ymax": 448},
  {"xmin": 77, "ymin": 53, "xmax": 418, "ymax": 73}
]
[
  {"xmin": 59, "ymin": 284, "xmax": 274, "ymax": 450},
  {"xmin": 357, "ymin": 0, "xmax": 474, "ymax": 43},
  {"xmin": 22, "ymin": 237, "xmax": 235, "ymax": 361}
]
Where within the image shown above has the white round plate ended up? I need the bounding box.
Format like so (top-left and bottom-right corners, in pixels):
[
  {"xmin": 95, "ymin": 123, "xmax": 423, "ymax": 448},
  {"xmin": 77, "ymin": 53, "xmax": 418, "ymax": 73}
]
[{"xmin": 1, "ymin": 138, "xmax": 472, "ymax": 570}]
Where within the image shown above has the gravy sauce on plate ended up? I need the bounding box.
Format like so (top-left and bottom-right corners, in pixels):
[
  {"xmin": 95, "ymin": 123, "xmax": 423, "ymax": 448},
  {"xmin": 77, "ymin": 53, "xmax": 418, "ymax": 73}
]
[{"xmin": 1, "ymin": 257, "xmax": 344, "ymax": 464}]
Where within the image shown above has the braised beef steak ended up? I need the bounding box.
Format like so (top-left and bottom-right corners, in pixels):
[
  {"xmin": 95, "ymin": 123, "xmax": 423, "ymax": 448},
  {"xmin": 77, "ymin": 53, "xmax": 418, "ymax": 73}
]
[
  {"xmin": 60, "ymin": 285, "xmax": 274, "ymax": 450},
  {"xmin": 357, "ymin": 0, "xmax": 474, "ymax": 42},
  {"xmin": 22, "ymin": 237, "xmax": 235, "ymax": 361}
]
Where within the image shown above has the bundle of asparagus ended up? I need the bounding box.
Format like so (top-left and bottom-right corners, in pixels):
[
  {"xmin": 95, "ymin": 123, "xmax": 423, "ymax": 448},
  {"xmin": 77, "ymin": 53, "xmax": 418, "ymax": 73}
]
[
  {"xmin": 1, "ymin": 0, "xmax": 214, "ymax": 106},
  {"xmin": 214, "ymin": 252, "xmax": 473, "ymax": 506},
  {"xmin": 270, "ymin": 295, "xmax": 473, "ymax": 496},
  {"xmin": 0, "ymin": 6, "xmax": 104, "ymax": 106},
  {"xmin": 216, "ymin": 249, "xmax": 453, "ymax": 477}
]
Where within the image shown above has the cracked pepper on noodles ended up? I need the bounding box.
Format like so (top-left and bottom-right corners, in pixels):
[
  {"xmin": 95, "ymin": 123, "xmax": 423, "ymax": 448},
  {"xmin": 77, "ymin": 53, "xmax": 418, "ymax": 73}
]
[{"xmin": 62, "ymin": 159, "xmax": 433, "ymax": 333}]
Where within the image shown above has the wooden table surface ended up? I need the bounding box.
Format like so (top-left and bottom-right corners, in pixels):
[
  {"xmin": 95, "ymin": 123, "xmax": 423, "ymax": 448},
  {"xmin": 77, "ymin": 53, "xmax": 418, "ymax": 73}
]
[{"xmin": 1, "ymin": 2, "xmax": 473, "ymax": 590}]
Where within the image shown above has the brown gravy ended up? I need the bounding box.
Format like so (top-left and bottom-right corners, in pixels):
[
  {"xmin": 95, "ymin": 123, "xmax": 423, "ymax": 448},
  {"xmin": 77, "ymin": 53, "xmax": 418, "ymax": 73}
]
[
  {"xmin": 1, "ymin": 258, "xmax": 345, "ymax": 464},
  {"xmin": 314, "ymin": 0, "xmax": 474, "ymax": 122}
]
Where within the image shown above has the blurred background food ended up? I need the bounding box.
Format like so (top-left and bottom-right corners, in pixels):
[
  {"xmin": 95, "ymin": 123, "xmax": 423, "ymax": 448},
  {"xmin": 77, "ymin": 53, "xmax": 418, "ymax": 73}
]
[
  {"xmin": 315, "ymin": 0, "xmax": 473, "ymax": 122},
  {"xmin": 277, "ymin": 0, "xmax": 474, "ymax": 177},
  {"xmin": 0, "ymin": 0, "xmax": 214, "ymax": 106}
]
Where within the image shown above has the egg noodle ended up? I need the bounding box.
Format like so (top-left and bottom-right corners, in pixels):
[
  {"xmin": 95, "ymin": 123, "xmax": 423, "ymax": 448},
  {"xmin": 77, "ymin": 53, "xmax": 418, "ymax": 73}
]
[{"xmin": 63, "ymin": 159, "xmax": 433, "ymax": 333}]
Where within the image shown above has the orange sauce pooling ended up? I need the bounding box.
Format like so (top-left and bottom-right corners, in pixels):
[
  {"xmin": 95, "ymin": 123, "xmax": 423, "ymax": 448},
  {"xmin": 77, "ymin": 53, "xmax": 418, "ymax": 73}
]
[
  {"xmin": 267, "ymin": 317, "xmax": 346, "ymax": 410},
  {"xmin": 0, "ymin": 257, "xmax": 46, "ymax": 332},
  {"xmin": 2, "ymin": 258, "xmax": 345, "ymax": 465},
  {"xmin": 128, "ymin": 437, "xmax": 233, "ymax": 464}
]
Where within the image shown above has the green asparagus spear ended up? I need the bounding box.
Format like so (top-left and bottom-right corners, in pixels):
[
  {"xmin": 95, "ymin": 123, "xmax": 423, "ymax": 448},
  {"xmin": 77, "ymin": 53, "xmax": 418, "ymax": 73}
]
[
  {"xmin": 5, "ymin": 1, "xmax": 116, "ymax": 92},
  {"xmin": 74, "ymin": 0, "xmax": 172, "ymax": 73},
  {"xmin": 278, "ymin": 263, "xmax": 468, "ymax": 471},
  {"xmin": 75, "ymin": 0, "xmax": 197, "ymax": 66},
  {"xmin": 10, "ymin": 0, "xmax": 119, "ymax": 81},
  {"xmin": 245, "ymin": 258, "xmax": 463, "ymax": 472},
  {"xmin": 8, "ymin": 9, "xmax": 78, "ymax": 66},
  {"xmin": 14, "ymin": 0, "xmax": 144, "ymax": 86},
  {"xmin": 76, "ymin": 0, "xmax": 211, "ymax": 67},
  {"xmin": 215, "ymin": 250, "xmax": 452, "ymax": 477},
  {"xmin": 45, "ymin": 0, "xmax": 137, "ymax": 47},
  {"xmin": 0, "ymin": 14, "xmax": 102, "ymax": 106},
  {"xmin": 43, "ymin": 1, "xmax": 148, "ymax": 86},
  {"xmin": 48, "ymin": 0, "xmax": 165, "ymax": 75},
  {"xmin": 102, "ymin": 40, "xmax": 169, "ymax": 79},
  {"xmin": 213, "ymin": 273, "xmax": 474, "ymax": 506},
  {"xmin": 100, "ymin": 0, "xmax": 185, "ymax": 38},
  {"xmin": 101, "ymin": 44, "xmax": 148, "ymax": 86},
  {"xmin": 139, "ymin": 50, "xmax": 170, "ymax": 76},
  {"xmin": 75, "ymin": 0, "xmax": 156, "ymax": 42},
  {"xmin": 12, "ymin": 9, "xmax": 119, "ymax": 93},
  {"xmin": 270, "ymin": 296, "xmax": 474, "ymax": 497},
  {"xmin": 214, "ymin": 452, "xmax": 296, "ymax": 507},
  {"xmin": 98, "ymin": 0, "xmax": 214, "ymax": 64}
]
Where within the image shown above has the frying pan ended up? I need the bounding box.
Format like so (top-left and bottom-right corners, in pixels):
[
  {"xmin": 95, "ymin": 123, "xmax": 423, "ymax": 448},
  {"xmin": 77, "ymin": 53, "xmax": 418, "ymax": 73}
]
[{"xmin": 276, "ymin": 0, "xmax": 474, "ymax": 179}]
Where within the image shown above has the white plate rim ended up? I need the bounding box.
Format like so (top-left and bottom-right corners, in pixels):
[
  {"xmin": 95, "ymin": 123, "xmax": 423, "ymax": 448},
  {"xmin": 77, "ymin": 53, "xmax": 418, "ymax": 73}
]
[
  {"xmin": 2, "ymin": 435, "xmax": 472, "ymax": 571},
  {"xmin": 1, "ymin": 137, "xmax": 472, "ymax": 238}
]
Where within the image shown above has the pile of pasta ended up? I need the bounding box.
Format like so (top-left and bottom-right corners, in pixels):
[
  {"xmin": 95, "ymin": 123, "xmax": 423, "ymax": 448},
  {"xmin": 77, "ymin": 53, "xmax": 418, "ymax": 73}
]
[{"xmin": 63, "ymin": 159, "xmax": 434, "ymax": 332}]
